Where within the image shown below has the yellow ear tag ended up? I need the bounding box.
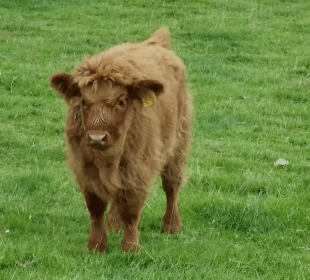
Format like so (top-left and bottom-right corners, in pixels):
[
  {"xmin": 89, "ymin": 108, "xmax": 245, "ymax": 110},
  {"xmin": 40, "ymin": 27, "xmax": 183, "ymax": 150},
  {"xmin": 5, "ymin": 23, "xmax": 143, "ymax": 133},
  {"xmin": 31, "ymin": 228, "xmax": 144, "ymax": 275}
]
[{"xmin": 142, "ymin": 90, "xmax": 156, "ymax": 107}]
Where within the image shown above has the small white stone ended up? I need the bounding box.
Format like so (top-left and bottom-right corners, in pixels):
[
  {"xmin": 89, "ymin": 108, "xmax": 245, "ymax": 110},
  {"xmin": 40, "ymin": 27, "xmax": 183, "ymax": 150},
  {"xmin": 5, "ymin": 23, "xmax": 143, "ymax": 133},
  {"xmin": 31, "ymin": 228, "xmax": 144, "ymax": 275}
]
[{"xmin": 274, "ymin": 159, "xmax": 289, "ymax": 167}]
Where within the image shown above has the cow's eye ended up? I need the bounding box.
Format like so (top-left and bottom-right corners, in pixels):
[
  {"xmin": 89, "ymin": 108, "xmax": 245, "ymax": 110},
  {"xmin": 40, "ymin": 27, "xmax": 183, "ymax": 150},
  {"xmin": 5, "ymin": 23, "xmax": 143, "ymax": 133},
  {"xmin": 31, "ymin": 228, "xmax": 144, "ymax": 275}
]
[{"xmin": 118, "ymin": 100, "xmax": 126, "ymax": 106}]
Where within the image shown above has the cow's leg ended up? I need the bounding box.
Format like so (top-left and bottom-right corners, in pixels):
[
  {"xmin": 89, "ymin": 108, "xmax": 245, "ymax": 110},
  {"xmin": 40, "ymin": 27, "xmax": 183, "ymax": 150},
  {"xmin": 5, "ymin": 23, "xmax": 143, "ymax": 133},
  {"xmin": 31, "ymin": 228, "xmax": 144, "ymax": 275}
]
[
  {"xmin": 105, "ymin": 199, "xmax": 124, "ymax": 232},
  {"xmin": 161, "ymin": 138, "xmax": 190, "ymax": 234},
  {"xmin": 161, "ymin": 162, "xmax": 183, "ymax": 234},
  {"xmin": 83, "ymin": 189, "xmax": 108, "ymax": 253},
  {"xmin": 116, "ymin": 189, "xmax": 147, "ymax": 252},
  {"xmin": 161, "ymin": 108, "xmax": 191, "ymax": 234}
]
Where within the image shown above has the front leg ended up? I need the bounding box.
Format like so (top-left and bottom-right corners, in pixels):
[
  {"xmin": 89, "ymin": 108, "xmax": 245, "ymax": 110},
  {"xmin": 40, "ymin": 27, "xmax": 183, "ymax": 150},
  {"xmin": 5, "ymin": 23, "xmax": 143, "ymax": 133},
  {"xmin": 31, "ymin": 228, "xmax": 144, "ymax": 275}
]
[
  {"xmin": 116, "ymin": 189, "xmax": 147, "ymax": 252},
  {"xmin": 83, "ymin": 189, "xmax": 108, "ymax": 253}
]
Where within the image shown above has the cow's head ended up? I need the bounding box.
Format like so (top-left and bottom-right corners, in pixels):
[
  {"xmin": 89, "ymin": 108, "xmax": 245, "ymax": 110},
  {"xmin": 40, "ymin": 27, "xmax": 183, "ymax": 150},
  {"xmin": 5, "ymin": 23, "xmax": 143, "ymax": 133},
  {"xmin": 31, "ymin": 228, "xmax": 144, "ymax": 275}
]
[
  {"xmin": 50, "ymin": 72, "xmax": 163, "ymax": 156},
  {"xmin": 50, "ymin": 27, "xmax": 169, "ymax": 156}
]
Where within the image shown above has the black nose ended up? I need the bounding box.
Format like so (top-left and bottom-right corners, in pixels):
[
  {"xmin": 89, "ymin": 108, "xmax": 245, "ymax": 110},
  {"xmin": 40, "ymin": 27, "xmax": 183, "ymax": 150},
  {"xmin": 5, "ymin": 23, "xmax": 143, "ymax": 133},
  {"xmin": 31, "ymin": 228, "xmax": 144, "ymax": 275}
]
[{"xmin": 88, "ymin": 133, "xmax": 107, "ymax": 142}]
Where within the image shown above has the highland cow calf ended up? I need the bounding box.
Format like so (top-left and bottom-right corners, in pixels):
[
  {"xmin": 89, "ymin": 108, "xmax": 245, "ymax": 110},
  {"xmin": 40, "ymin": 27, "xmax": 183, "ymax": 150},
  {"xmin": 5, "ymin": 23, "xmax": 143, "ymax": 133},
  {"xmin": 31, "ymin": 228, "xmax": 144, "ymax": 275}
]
[{"xmin": 50, "ymin": 27, "xmax": 192, "ymax": 252}]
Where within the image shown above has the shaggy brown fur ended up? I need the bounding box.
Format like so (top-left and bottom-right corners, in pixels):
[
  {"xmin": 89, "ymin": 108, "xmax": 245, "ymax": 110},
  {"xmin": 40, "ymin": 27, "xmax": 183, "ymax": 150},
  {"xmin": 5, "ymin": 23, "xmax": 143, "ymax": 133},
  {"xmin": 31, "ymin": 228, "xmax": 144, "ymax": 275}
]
[{"xmin": 50, "ymin": 27, "xmax": 192, "ymax": 252}]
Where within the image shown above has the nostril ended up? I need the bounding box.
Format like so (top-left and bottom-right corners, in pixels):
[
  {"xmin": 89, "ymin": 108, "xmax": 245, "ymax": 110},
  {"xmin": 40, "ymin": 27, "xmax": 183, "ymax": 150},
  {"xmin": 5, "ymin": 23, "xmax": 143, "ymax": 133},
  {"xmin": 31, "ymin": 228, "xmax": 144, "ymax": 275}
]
[{"xmin": 88, "ymin": 133, "xmax": 107, "ymax": 141}]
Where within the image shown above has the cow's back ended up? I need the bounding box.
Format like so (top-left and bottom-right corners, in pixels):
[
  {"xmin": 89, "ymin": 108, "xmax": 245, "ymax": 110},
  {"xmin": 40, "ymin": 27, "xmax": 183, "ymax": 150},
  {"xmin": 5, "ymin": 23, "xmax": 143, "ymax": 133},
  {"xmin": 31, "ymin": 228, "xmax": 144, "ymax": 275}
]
[{"xmin": 118, "ymin": 43, "xmax": 190, "ymax": 183}]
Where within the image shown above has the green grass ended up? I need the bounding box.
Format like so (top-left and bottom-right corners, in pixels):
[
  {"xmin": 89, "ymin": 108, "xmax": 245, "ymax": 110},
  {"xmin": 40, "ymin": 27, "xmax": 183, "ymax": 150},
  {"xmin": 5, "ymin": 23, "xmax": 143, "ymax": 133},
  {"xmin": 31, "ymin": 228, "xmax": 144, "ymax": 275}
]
[{"xmin": 1, "ymin": 0, "xmax": 310, "ymax": 279}]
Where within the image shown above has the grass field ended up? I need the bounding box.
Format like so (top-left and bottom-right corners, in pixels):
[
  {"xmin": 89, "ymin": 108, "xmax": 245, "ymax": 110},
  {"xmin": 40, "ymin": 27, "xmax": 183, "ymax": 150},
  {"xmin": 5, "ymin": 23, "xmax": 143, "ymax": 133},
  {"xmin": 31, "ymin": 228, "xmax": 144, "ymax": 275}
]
[{"xmin": 1, "ymin": 0, "xmax": 310, "ymax": 279}]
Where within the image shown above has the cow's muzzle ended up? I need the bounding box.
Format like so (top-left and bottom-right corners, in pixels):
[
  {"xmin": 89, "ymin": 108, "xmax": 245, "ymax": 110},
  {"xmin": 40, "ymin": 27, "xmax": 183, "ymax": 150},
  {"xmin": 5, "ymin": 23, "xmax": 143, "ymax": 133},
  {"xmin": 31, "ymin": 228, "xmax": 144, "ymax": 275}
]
[{"xmin": 87, "ymin": 131, "xmax": 110, "ymax": 150}]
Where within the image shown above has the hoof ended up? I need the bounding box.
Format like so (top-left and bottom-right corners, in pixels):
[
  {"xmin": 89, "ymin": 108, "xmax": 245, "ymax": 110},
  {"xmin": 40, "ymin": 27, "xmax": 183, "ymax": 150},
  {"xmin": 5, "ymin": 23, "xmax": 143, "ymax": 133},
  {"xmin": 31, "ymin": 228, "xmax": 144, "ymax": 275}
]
[
  {"xmin": 87, "ymin": 236, "xmax": 107, "ymax": 253},
  {"xmin": 121, "ymin": 240, "xmax": 139, "ymax": 252},
  {"xmin": 163, "ymin": 212, "xmax": 180, "ymax": 234},
  {"xmin": 163, "ymin": 222, "xmax": 180, "ymax": 234},
  {"xmin": 87, "ymin": 228, "xmax": 107, "ymax": 253}
]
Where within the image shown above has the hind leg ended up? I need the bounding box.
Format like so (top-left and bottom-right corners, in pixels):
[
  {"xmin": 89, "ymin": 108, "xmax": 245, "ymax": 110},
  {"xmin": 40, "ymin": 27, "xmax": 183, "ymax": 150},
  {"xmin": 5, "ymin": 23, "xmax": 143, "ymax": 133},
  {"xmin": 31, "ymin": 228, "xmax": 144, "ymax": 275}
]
[
  {"xmin": 105, "ymin": 199, "xmax": 124, "ymax": 232},
  {"xmin": 161, "ymin": 162, "xmax": 183, "ymax": 234},
  {"xmin": 161, "ymin": 72, "xmax": 192, "ymax": 234},
  {"xmin": 161, "ymin": 129, "xmax": 190, "ymax": 234}
]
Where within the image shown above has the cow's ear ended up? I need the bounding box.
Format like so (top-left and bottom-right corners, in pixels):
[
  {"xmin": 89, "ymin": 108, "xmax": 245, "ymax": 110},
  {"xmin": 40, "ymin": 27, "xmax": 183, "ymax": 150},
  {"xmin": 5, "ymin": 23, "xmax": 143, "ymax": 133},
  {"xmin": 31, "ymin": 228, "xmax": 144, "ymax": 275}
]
[
  {"xmin": 129, "ymin": 80, "xmax": 164, "ymax": 107},
  {"xmin": 50, "ymin": 73, "xmax": 80, "ymax": 101},
  {"xmin": 137, "ymin": 79, "xmax": 164, "ymax": 96}
]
